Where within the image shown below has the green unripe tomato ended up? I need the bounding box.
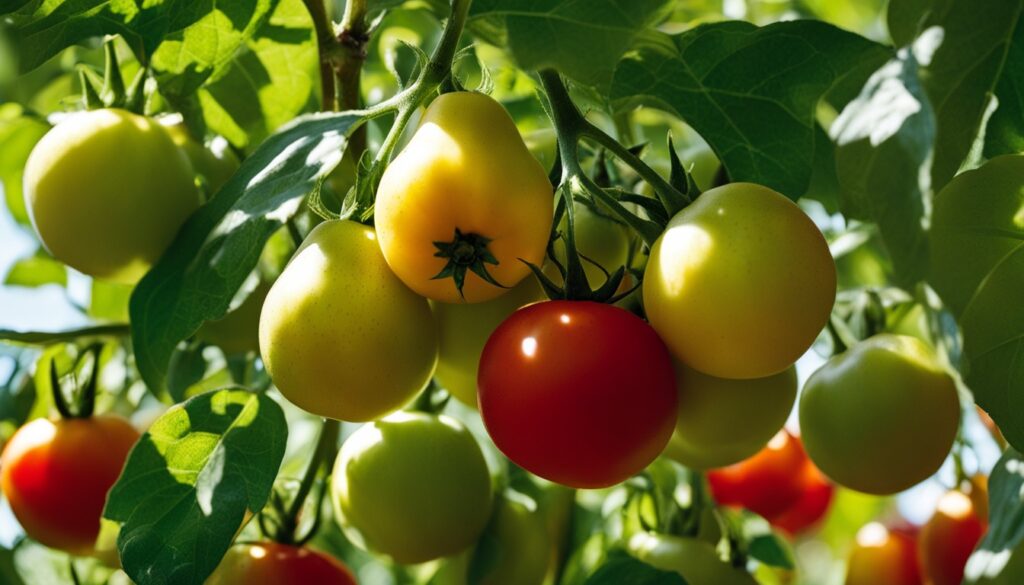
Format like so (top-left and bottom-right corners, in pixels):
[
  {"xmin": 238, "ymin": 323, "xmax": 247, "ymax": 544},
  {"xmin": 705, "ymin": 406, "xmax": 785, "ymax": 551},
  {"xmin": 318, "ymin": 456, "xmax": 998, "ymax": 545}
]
[
  {"xmin": 628, "ymin": 532, "xmax": 758, "ymax": 585},
  {"xmin": 259, "ymin": 220, "xmax": 438, "ymax": 422},
  {"xmin": 643, "ymin": 182, "xmax": 836, "ymax": 379},
  {"xmin": 162, "ymin": 121, "xmax": 240, "ymax": 194},
  {"xmin": 331, "ymin": 412, "xmax": 493, "ymax": 564},
  {"xmin": 197, "ymin": 280, "xmax": 271, "ymax": 354},
  {"xmin": 432, "ymin": 277, "xmax": 543, "ymax": 407},
  {"xmin": 929, "ymin": 154, "xmax": 1024, "ymax": 317},
  {"xmin": 662, "ymin": 364, "xmax": 797, "ymax": 470},
  {"xmin": 799, "ymin": 334, "xmax": 960, "ymax": 495},
  {"xmin": 23, "ymin": 108, "xmax": 201, "ymax": 284}
]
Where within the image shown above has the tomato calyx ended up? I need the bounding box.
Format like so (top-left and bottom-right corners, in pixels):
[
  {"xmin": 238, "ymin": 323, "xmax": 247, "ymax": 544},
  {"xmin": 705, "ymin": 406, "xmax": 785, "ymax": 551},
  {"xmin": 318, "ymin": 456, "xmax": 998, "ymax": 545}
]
[
  {"xmin": 432, "ymin": 227, "xmax": 508, "ymax": 298},
  {"xmin": 79, "ymin": 38, "xmax": 148, "ymax": 114},
  {"xmin": 50, "ymin": 343, "xmax": 103, "ymax": 419}
]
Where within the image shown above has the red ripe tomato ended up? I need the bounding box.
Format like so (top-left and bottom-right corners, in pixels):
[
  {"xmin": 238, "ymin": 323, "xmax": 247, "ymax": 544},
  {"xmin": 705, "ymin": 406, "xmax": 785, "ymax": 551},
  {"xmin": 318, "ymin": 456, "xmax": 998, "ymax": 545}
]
[
  {"xmin": 478, "ymin": 301, "xmax": 677, "ymax": 488},
  {"xmin": 919, "ymin": 480, "xmax": 988, "ymax": 585},
  {"xmin": 207, "ymin": 543, "xmax": 357, "ymax": 585},
  {"xmin": 766, "ymin": 457, "xmax": 834, "ymax": 535},
  {"xmin": 846, "ymin": 523, "xmax": 923, "ymax": 585},
  {"xmin": 0, "ymin": 415, "xmax": 140, "ymax": 554},
  {"xmin": 707, "ymin": 430, "xmax": 806, "ymax": 518}
]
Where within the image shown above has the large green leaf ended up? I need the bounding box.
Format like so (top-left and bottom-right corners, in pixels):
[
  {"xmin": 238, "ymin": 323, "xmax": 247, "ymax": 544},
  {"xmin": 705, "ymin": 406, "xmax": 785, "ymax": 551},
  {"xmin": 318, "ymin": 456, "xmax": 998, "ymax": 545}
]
[
  {"xmin": 104, "ymin": 389, "xmax": 287, "ymax": 585},
  {"xmin": 129, "ymin": 110, "xmax": 367, "ymax": 399},
  {"xmin": 965, "ymin": 449, "xmax": 1024, "ymax": 584},
  {"xmin": 610, "ymin": 20, "xmax": 890, "ymax": 198},
  {"xmin": 831, "ymin": 33, "xmax": 936, "ymax": 286},
  {"xmin": 888, "ymin": 0, "xmax": 1023, "ymax": 191},
  {"xmin": 984, "ymin": 15, "xmax": 1024, "ymax": 159},
  {"xmin": 468, "ymin": 0, "xmax": 674, "ymax": 88},
  {"xmin": 929, "ymin": 154, "xmax": 1024, "ymax": 452}
]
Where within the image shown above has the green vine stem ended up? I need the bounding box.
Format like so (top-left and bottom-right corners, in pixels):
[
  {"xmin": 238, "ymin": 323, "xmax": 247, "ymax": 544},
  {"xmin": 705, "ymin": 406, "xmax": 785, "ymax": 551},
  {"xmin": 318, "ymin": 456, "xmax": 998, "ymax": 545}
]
[
  {"xmin": 303, "ymin": 0, "xmax": 341, "ymax": 111},
  {"xmin": 276, "ymin": 418, "xmax": 341, "ymax": 545}
]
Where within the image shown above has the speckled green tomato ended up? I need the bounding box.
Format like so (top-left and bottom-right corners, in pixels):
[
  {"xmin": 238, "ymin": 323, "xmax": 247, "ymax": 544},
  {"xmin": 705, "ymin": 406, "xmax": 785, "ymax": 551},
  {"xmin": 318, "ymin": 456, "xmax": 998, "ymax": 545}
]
[
  {"xmin": 662, "ymin": 364, "xmax": 797, "ymax": 470},
  {"xmin": 198, "ymin": 280, "xmax": 271, "ymax": 354},
  {"xmin": 643, "ymin": 182, "xmax": 836, "ymax": 379},
  {"xmin": 929, "ymin": 154, "xmax": 1024, "ymax": 317},
  {"xmin": 628, "ymin": 532, "xmax": 758, "ymax": 585},
  {"xmin": 162, "ymin": 120, "xmax": 239, "ymax": 194},
  {"xmin": 331, "ymin": 412, "xmax": 493, "ymax": 564},
  {"xmin": 799, "ymin": 334, "xmax": 960, "ymax": 495},
  {"xmin": 206, "ymin": 543, "xmax": 357, "ymax": 585},
  {"xmin": 23, "ymin": 108, "xmax": 201, "ymax": 284},
  {"xmin": 432, "ymin": 277, "xmax": 543, "ymax": 407},
  {"xmin": 259, "ymin": 220, "xmax": 437, "ymax": 422}
]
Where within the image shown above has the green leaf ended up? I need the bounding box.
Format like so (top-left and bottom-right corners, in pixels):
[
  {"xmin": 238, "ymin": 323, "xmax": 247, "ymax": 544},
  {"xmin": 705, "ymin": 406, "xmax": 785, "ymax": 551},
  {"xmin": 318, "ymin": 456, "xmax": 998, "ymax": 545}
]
[
  {"xmin": 104, "ymin": 389, "xmax": 287, "ymax": 585},
  {"xmin": 129, "ymin": 110, "xmax": 367, "ymax": 399},
  {"xmin": 468, "ymin": 0, "xmax": 673, "ymax": 88},
  {"xmin": 88, "ymin": 280, "xmax": 133, "ymax": 322},
  {"xmin": 3, "ymin": 248, "xmax": 66, "ymax": 288},
  {"xmin": 965, "ymin": 448, "xmax": 1024, "ymax": 583},
  {"xmin": 831, "ymin": 34, "xmax": 936, "ymax": 286},
  {"xmin": 176, "ymin": 0, "xmax": 319, "ymax": 150},
  {"xmin": 888, "ymin": 0, "xmax": 1023, "ymax": 191},
  {"xmin": 610, "ymin": 20, "xmax": 890, "ymax": 198},
  {"xmin": 929, "ymin": 155, "xmax": 1024, "ymax": 453},
  {"xmin": 0, "ymin": 106, "xmax": 49, "ymax": 225},
  {"xmin": 984, "ymin": 15, "xmax": 1024, "ymax": 159},
  {"xmin": 0, "ymin": 546, "xmax": 24, "ymax": 585},
  {"xmin": 584, "ymin": 551, "xmax": 687, "ymax": 585}
]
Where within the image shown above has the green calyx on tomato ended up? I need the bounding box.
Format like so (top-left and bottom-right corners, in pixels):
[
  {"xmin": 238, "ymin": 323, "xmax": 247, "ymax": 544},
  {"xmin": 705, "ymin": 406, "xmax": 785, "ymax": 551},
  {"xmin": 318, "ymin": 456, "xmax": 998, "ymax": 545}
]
[
  {"xmin": 662, "ymin": 364, "xmax": 796, "ymax": 470},
  {"xmin": 478, "ymin": 300, "xmax": 677, "ymax": 489},
  {"xmin": 207, "ymin": 543, "xmax": 357, "ymax": 585},
  {"xmin": 0, "ymin": 415, "xmax": 140, "ymax": 555},
  {"xmin": 331, "ymin": 411, "xmax": 493, "ymax": 564},
  {"xmin": 643, "ymin": 182, "xmax": 836, "ymax": 379},
  {"xmin": 374, "ymin": 91, "xmax": 554, "ymax": 303},
  {"xmin": 799, "ymin": 334, "xmax": 960, "ymax": 495},
  {"xmin": 23, "ymin": 108, "xmax": 201, "ymax": 284},
  {"xmin": 259, "ymin": 220, "xmax": 438, "ymax": 422}
]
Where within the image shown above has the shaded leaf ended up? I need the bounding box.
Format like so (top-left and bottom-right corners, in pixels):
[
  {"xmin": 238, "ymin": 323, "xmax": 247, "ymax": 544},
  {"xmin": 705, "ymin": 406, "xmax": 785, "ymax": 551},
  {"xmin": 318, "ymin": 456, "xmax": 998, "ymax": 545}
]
[
  {"xmin": 965, "ymin": 449, "xmax": 1024, "ymax": 583},
  {"xmin": 584, "ymin": 550, "xmax": 687, "ymax": 585},
  {"xmin": 984, "ymin": 14, "xmax": 1024, "ymax": 159}
]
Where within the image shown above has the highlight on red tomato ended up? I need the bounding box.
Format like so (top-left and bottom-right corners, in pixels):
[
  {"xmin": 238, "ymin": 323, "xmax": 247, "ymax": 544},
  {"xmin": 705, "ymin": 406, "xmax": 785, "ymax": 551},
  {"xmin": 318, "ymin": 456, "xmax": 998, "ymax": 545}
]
[
  {"xmin": 845, "ymin": 522, "xmax": 923, "ymax": 585},
  {"xmin": 477, "ymin": 300, "xmax": 678, "ymax": 488},
  {"xmin": 707, "ymin": 429, "xmax": 807, "ymax": 518},
  {"xmin": 919, "ymin": 477, "xmax": 989, "ymax": 585},
  {"xmin": 206, "ymin": 543, "xmax": 357, "ymax": 585},
  {"xmin": 0, "ymin": 415, "xmax": 140, "ymax": 554}
]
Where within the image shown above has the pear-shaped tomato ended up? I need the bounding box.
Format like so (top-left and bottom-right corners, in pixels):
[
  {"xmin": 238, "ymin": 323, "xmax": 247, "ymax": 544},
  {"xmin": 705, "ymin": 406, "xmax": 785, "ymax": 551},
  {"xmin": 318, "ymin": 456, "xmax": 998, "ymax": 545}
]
[
  {"xmin": 23, "ymin": 109, "xmax": 201, "ymax": 284},
  {"xmin": 643, "ymin": 182, "xmax": 835, "ymax": 379},
  {"xmin": 662, "ymin": 364, "xmax": 796, "ymax": 470},
  {"xmin": 0, "ymin": 415, "xmax": 140, "ymax": 554},
  {"xmin": 259, "ymin": 220, "xmax": 437, "ymax": 421},
  {"xmin": 799, "ymin": 334, "xmax": 959, "ymax": 495},
  {"xmin": 375, "ymin": 92, "xmax": 553, "ymax": 303},
  {"xmin": 331, "ymin": 412, "xmax": 493, "ymax": 564}
]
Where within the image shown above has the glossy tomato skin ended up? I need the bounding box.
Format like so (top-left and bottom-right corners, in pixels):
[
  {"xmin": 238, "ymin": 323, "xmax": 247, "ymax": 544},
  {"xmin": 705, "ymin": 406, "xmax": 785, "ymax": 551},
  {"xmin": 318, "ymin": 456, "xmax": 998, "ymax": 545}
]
[
  {"xmin": 375, "ymin": 92, "xmax": 553, "ymax": 303},
  {"xmin": 206, "ymin": 543, "xmax": 357, "ymax": 585},
  {"xmin": 663, "ymin": 364, "xmax": 796, "ymax": 470},
  {"xmin": 799, "ymin": 334, "xmax": 960, "ymax": 495},
  {"xmin": 766, "ymin": 456, "xmax": 834, "ymax": 535},
  {"xmin": 920, "ymin": 482, "xmax": 988, "ymax": 585},
  {"xmin": 331, "ymin": 412, "xmax": 493, "ymax": 564},
  {"xmin": 0, "ymin": 415, "xmax": 140, "ymax": 554},
  {"xmin": 432, "ymin": 277, "xmax": 544, "ymax": 407},
  {"xmin": 846, "ymin": 523, "xmax": 923, "ymax": 585},
  {"xmin": 628, "ymin": 532, "xmax": 758, "ymax": 585},
  {"xmin": 259, "ymin": 220, "xmax": 437, "ymax": 422},
  {"xmin": 478, "ymin": 301, "xmax": 677, "ymax": 489},
  {"xmin": 643, "ymin": 182, "xmax": 836, "ymax": 379},
  {"xmin": 23, "ymin": 109, "xmax": 201, "ymax": 284},
  {"xmin": 707, "ymin": 430, "xmax": 807, "ymax": 518}
]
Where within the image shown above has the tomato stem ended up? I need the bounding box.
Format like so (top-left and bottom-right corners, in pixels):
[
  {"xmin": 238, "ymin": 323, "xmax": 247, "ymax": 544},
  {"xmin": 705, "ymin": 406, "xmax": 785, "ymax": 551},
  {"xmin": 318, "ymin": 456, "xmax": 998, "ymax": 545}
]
[{"xmin": 276, "ymin": 418, "xmax": 341, "ymax": 545}]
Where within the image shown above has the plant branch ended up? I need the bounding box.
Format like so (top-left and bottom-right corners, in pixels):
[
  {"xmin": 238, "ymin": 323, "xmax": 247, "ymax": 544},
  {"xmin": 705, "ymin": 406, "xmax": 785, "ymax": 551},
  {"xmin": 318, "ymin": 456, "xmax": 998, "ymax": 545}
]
[
  {"xmin": 279, "ymin": 418, "xmax": 341, "ymax": 544},
  {"xmin": 303, "ymin": 0, "xmax": 338, "ymax": 111},
  {"xmin": 335, "ymin": 0, "xmax": 371, "ymax": 152}
]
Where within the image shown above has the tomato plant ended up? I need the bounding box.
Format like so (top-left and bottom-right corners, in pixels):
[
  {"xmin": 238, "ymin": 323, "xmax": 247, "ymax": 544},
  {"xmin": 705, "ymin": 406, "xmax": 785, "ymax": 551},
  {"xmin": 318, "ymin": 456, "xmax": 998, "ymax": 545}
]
[
  {"xmin": 799, "ymin": 334, "xmax": 960, "ymax": 495},
  {"xmin": 478, "ymin": 301, "xmax": 677, "ymax": 488},
  {"xmin": 207, "ymin": 543, "xmax": 357, "ymax": 585},
  {"xmin": 0, "ymin": 415, "xmax": 139, "ymax": 554}
]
